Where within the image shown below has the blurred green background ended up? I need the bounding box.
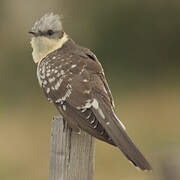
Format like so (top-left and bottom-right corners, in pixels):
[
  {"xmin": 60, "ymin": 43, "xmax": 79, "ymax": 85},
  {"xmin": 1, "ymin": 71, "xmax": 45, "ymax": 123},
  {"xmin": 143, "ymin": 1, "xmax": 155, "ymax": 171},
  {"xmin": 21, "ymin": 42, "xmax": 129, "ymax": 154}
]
[{"xmin": 1, "ymin": 0, "xmax": 180, "ymax": 179}]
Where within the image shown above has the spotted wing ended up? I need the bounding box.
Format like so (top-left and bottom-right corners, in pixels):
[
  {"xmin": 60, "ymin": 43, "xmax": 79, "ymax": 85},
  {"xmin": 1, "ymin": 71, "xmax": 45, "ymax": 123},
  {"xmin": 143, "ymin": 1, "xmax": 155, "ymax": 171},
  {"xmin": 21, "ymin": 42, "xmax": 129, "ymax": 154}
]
[
  {"xmin": 82, "ymin": 49, "xmax": 151, "ymax": 170},
  {"xmin": 38, "ymin": 49, "xmax": 115, "ymax": 145},
  {"xmin": 39, "ymin": 46, "xmax": 151, "ymax": 170}
]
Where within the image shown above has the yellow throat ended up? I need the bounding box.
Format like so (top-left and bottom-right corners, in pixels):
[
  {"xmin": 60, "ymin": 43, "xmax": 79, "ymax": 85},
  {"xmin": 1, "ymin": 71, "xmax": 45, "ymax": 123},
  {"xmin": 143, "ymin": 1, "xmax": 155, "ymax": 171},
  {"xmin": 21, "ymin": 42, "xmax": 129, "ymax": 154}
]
[{"xmin": 30, "ymin": 33, "xmax": 68, "ymax": 64}]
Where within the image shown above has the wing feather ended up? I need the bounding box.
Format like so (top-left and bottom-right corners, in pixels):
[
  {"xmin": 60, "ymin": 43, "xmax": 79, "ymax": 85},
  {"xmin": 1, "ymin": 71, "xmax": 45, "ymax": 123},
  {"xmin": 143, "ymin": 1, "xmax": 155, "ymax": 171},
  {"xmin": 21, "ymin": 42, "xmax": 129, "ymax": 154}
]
[
  {"xmin": 91, "ymin": 91, "xmax": 152, "ymax": 170},
  {"xmin": 39, "ymin": 43, "xmax": 151, "ymax": 170}
]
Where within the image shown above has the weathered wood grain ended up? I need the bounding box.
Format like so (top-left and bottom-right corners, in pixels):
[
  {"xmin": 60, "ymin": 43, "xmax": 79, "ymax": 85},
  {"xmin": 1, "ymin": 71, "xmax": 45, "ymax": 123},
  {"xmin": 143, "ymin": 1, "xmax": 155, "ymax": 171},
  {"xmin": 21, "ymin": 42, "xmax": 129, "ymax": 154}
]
[{"xmin": 49, "ymin": 116, "xmax": 95, "ymax": 180}]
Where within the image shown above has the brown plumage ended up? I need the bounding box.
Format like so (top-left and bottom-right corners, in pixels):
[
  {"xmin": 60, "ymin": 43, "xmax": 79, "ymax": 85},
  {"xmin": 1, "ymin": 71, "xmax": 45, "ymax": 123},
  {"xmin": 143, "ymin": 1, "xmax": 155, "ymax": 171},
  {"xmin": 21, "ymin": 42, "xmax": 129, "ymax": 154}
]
[
  {"xmin": 38, "ymin": 39, "xmax": 152, "ymax": 171},
  {"xmin": 30, "ymin": 13, "xmax": 152, "ymax": 171}
]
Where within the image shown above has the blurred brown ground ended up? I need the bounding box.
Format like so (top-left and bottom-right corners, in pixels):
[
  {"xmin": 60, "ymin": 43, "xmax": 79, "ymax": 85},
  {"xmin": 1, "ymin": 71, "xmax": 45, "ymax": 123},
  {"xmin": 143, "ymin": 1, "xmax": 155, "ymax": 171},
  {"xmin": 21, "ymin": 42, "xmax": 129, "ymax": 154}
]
[{"xmin": 0, "ymin": 0, "xmax": 180, "ymax": 180}]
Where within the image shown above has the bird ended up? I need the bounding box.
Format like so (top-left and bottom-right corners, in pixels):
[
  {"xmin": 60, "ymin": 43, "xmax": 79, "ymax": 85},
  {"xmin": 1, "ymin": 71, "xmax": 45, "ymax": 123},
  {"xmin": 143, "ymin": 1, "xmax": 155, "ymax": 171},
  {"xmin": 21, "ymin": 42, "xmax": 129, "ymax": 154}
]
[{"xmin": 29, "ymin": 13, "xmax": 152, "ymax": 171}]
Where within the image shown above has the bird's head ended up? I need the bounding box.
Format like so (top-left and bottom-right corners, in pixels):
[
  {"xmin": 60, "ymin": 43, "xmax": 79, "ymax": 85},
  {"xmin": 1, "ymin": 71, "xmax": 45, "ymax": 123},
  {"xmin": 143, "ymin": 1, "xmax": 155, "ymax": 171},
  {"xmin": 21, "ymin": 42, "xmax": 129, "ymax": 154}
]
[{"xmin": 29, "ymin": 13, "xmax": 68, "ymax": 63}]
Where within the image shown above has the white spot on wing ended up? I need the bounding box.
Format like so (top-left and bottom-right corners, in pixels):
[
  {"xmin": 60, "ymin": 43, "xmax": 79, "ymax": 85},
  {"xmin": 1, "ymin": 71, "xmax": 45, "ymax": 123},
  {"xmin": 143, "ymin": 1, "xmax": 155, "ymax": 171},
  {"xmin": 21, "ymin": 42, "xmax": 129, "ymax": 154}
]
[
  {"xmin": 86, "ymin": 112, "xmax": 92, "ymax": 119},
  {"xmin": 61, "ymin": 70, "xmax": 65, "ymax": 75},
  {"xmin": 49, "ymin": 77, "xmax": 55, "ymax": 83},
  {"xmin": 71, "ymin": 64, "xmax": 77, "ymax": 68},
  {"xmin": 59, "ymin": 79, "xmax": 63, "ymax": 84},
  {"xmin": 61, "ymin": 89, "xmax": 72, "ymax": 101},
  {"xmin": 43, "ymin": 80, "xmax": 47, "ymax": 85},
  {"xmin": 46, "ymin": 88, "xmax": 50, "ymax": 94},
  {"xmin": 83, "ymin": 101, "xmax": 92, "ymax": 109},
  {"xmin": 55, "ymin": 98, "xmax": 61, "ymax": 103},
  {"xmin": 98, "ymin": 107, "xmax": 105, "ymax": 119},
  {"xmin": 68, "ymin": 78, "xmax": 72, "ymax": 82},
  {"xmin": 81, "ymin": 109, "xmax": 86, "ymax": 113},
  {"xmin": 77, "ymin": 99, "xmax": 93, "ymax": 110},
  {"xmin": 42, "ymin": 65, "xmax": 45, "ymax": 74},
  {"xmin": 90, "ymin": 117, "xmax": 95, "ymax": 124},
  {"xmin": 92, "ymin": 99, "xmax": 105, "ymax": 119},
  {"xmin": 55, "ymin": 81, "xmax": 60, "ymax": 90},
  {"xmin": 47, "ymin": 98, "xmax": 52, "ymax": 102},
  {"xmin": 79, "ymin": 69, "xmax": 84, "ymax": 75},
  {"xmin": 92, "ymin": 99, "xmax": 99, "ymax": 109},
  {"xmin": 93, "ymin": 123, "xmax": 98, "ymax": 129},
  {"xmin": 63, "ymin": 105, "xmax": 66, "ymax": 111},
  {"xmin": 67, "ymin": 84, "xmax": 72, "ymax": 89},
  {"xmin": 84, "ymin": 90, "xmax": 90, "ymax": 94}
]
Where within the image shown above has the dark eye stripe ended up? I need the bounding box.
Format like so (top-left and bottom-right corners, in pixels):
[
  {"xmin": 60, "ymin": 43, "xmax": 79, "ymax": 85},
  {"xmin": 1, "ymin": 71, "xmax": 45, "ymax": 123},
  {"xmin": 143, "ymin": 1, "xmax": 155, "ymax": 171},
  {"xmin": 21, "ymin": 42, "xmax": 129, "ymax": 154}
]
[
  {"xmin": 47, "ymin": 29, "xmax": 54, "ymax": 36},
  {"xmin": 38, "ymin": 30, "xmax": 43, "ymax": 36}
]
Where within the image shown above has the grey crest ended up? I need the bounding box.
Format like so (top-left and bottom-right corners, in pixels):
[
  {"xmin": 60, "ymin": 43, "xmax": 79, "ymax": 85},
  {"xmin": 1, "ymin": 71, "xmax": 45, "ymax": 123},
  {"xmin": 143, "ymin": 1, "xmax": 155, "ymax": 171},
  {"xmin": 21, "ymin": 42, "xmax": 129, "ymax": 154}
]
[{"xmin": 31, "ymin": 13, "xmax": 63, "ymax": 33}]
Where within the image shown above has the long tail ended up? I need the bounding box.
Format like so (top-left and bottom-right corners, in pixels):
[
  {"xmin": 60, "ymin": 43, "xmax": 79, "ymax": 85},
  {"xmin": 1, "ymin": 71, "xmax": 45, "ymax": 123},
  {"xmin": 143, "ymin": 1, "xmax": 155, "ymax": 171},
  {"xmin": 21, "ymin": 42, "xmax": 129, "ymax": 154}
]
[{"xmin": 91, "ymin": 92, "xmax": 152, "ymax": 171}]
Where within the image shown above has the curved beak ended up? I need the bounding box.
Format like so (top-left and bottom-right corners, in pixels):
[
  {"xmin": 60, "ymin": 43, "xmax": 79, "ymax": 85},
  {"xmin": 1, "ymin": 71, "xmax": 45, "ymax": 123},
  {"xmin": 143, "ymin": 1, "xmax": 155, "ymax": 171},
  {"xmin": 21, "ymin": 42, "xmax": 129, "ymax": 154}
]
[{"xmin": 28, "ymin": 31, "xmax": 36, "ymax": 36}]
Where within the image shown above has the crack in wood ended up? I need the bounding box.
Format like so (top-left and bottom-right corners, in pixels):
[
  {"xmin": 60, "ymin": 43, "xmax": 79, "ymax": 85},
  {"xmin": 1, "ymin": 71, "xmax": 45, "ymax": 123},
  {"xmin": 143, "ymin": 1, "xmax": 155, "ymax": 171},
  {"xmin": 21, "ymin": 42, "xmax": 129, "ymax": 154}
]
[{"xmin": 49, "ymin": 116, "xmax": 95, "ymax": 180}]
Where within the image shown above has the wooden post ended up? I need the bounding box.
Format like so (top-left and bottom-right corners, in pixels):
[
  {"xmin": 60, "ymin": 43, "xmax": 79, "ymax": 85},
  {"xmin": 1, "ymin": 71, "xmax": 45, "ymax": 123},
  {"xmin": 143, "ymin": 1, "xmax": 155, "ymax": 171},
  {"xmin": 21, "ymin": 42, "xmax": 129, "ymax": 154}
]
[{"xmin": 49, "ymin": 116, "xmax": 95, "ymax": 180}]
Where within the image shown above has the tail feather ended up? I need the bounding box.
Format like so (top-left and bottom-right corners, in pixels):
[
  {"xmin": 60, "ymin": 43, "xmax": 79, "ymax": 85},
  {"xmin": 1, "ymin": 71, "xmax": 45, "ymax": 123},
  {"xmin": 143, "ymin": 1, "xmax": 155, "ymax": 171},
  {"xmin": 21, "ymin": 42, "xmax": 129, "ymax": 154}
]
[{"xmin": 91, "ymin": 93, "xmax": 152, "ymax": 171}]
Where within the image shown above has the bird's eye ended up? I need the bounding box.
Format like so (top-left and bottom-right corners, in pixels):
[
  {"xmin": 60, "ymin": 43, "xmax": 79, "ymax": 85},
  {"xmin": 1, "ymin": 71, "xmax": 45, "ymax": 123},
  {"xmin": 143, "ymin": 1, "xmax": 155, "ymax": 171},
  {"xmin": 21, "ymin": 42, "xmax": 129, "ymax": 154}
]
[{"xmin": 47, "ymin": 30, "xmax": 54, "ymax": 36}]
